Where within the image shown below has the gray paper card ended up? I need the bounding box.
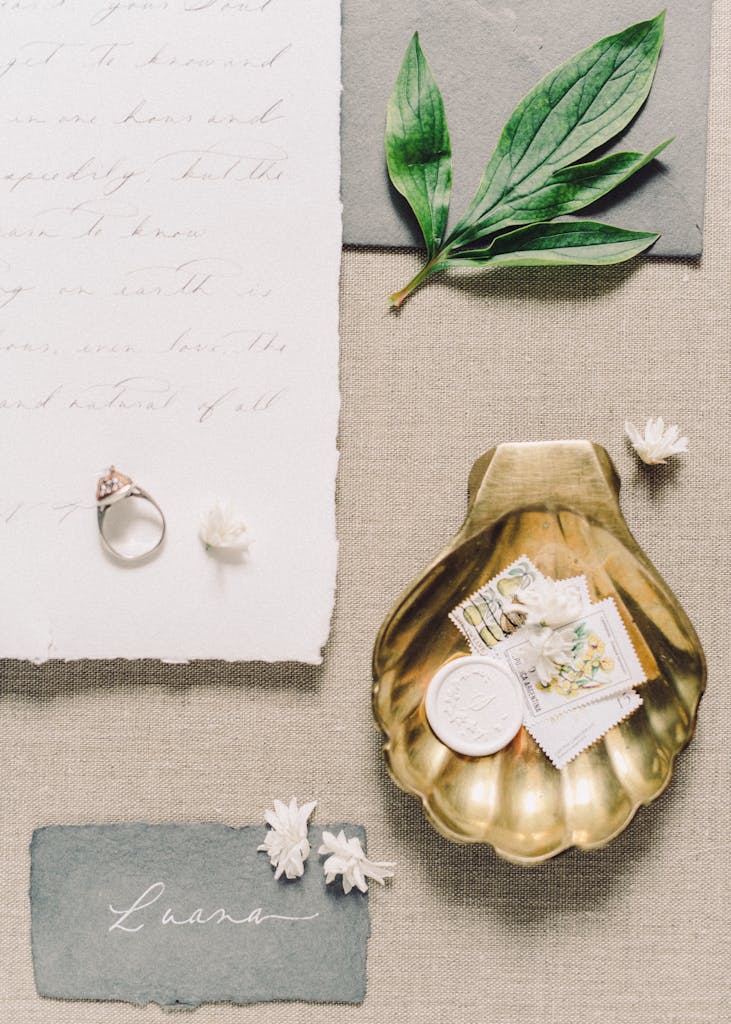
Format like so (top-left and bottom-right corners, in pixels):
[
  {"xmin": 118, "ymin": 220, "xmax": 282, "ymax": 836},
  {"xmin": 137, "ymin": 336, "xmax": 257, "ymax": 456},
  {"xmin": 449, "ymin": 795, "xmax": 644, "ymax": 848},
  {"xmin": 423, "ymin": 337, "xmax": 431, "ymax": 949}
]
[
  {"xmin": 30, "ymin": 823, "xmax": 370, "ymax": 1008},
  {"xmin": 342, "ymin": 0, "xmax": 712, "ymax": 256}
]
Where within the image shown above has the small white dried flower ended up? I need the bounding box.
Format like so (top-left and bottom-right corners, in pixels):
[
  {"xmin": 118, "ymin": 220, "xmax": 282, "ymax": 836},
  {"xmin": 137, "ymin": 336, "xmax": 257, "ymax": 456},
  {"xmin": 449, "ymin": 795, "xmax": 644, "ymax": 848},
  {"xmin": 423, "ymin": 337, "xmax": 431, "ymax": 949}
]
[
  {"xmin": 199, "ymin": 500, "xmax": 249, "ymax": 552},
  {"xmin": 318, "ymin": 830, "xmax": 395, "ymax": 894},
  {"xmin": 524, "ymin": 626, "xmax": 574, "ymax": 684},
  {"xmin": 506, "ymin": 576, "xmax": 582, "ymax": 629},
  {"xmin": 625, "ymin": 417, "xmax": 689, "ymax": 465},
  {"xmin": 258, "ymin": 797, "xmax": 317, "ymax": 880}
]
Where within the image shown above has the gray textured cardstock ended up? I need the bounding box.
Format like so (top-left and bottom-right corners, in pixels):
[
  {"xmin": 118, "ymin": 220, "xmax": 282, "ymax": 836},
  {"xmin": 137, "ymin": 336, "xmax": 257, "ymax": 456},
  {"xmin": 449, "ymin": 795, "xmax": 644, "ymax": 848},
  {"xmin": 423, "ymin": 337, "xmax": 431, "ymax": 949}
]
[
  {"xmin": 342, "ymin": 0, "xmax": 712, "ymax": 256},
  {"xmin": 30, "ymin": 823, "xmax": 370, "ymax": 1008}
]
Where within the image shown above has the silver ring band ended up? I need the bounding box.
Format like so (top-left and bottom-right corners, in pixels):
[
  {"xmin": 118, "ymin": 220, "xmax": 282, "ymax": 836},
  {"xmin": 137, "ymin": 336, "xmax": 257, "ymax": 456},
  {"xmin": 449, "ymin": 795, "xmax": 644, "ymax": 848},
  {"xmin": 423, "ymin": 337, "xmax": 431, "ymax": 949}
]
[{"xmin": 96, "ymin": 467, "xmax": 166, "ymax": 562}]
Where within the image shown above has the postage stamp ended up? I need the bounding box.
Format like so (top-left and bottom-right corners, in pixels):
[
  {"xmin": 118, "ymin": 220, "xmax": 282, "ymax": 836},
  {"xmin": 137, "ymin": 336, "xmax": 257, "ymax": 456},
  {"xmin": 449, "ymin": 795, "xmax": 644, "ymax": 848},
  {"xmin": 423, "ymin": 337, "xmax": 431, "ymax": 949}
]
[
  {"xmin": 449, "ymin": 556, "xmax": 591, "ymax": 653},
  {"xmin": 494, "ymin": 598, "xmax": 646, "ymax": 721},
  {"xmin": 448, "ymin": 560, "xmax": 646, "ymax": 767},
  {"xmin": 525, "ymin": 689, "xmax": 643, "ymax": 769}
]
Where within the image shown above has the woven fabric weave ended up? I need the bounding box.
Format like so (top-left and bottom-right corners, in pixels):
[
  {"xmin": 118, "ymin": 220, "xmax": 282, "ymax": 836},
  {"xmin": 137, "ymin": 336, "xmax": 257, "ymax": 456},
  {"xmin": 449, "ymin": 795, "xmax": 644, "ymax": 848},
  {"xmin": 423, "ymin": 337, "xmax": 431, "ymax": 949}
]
[{"xmin": 1, "ymin": 5, "xmax": 729, "ymax": 1020}]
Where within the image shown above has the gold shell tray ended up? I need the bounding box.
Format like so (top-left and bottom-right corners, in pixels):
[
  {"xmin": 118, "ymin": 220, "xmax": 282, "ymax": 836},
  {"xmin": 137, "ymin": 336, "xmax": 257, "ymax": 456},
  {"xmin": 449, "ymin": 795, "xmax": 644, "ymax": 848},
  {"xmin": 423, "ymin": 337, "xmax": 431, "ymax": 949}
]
[{"xmin": 372, "ymin": 441, "xmax": 706, "ymax": 865}]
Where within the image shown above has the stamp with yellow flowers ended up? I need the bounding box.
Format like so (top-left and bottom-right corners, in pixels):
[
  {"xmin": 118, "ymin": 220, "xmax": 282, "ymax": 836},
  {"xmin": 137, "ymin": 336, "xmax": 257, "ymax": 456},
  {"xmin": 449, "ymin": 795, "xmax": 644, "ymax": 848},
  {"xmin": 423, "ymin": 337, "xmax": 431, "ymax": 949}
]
[{"xmin": 495, "ymin": 598, "xmax": 646, "ymax": 721}]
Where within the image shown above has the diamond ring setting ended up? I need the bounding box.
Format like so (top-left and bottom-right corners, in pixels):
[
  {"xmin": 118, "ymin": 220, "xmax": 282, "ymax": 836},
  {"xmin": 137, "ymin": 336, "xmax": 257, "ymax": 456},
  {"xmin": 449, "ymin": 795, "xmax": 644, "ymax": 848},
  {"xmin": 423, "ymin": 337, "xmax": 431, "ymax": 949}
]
[{"xmin": 96, "ymin": 466, "xmax": 166, "ymax": 562}]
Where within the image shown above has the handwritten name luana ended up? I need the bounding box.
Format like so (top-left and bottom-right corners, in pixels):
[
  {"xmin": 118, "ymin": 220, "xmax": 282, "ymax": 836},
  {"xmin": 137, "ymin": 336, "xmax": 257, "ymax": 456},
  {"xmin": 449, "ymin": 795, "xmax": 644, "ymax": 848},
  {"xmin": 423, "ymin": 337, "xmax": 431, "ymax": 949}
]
[{"xmin": 108, "ymin": 881, "xmax": 319, "ymax": 932}]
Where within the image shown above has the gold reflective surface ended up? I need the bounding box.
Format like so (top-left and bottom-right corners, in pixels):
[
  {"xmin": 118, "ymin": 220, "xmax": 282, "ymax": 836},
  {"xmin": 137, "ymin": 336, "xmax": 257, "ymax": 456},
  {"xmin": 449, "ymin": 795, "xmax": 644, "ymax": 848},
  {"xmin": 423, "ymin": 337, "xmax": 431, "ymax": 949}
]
[{"xmin": 372, "ymin": 441, "xmax": 706, "ymax": 865}]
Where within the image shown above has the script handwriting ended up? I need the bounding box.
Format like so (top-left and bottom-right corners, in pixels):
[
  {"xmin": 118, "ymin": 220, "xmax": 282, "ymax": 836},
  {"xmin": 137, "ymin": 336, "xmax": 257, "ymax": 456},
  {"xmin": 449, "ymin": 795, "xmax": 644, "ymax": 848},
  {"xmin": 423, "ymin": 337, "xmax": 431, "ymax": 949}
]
[{"xmin": 108, "ymin": 882, "xmax": 320, "ymax": 932}]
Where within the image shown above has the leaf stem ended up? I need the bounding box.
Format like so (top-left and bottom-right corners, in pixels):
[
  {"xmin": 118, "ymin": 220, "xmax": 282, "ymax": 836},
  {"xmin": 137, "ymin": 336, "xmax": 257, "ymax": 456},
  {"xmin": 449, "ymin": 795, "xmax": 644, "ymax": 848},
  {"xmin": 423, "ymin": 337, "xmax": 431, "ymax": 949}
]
[{"xmin": 389, "ymin": 252, "xmax": 446, "ymax": 307}]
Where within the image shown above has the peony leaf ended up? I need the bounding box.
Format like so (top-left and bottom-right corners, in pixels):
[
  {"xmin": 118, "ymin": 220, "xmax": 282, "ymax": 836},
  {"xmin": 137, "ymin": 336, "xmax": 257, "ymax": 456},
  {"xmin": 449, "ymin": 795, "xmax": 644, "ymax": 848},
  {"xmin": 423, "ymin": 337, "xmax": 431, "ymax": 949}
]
[
  {"xmin": 385, "ymin": 32, "xmax": 452, "ymax": 258},
  {"xmin": 385, "ymin": 14, "xmax": 669, "ymax": 306},
  {"xmin": 450, "ymin": 13, "xmax": 666, "ymax": 247},
  {"xmin": 445, "ymin": 221, "xmax": 659, "ymax": 269},
  {"xmin": 455, "ymin": 140, "xmax": 672, "ymax": 238}
]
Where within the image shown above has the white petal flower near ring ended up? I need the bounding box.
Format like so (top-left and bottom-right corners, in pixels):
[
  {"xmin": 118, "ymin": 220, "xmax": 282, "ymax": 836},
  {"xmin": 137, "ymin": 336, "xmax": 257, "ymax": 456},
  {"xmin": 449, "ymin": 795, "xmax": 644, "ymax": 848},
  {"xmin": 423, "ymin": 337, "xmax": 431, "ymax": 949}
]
[
  {"xmin": 199, "ymin": 500, "xmax": 250, "ymax": 552},
  {"xmin": 95, "ymin": 466, "xmax": 166, "ymax": 563}
]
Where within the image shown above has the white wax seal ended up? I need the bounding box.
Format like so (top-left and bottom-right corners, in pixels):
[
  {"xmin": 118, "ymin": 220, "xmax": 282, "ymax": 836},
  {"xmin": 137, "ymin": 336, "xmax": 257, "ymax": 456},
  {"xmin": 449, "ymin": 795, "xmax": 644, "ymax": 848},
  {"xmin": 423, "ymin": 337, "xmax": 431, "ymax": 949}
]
[{"xmin": 425, "ymin": 655, "xmax": 524, "ymax": 756}]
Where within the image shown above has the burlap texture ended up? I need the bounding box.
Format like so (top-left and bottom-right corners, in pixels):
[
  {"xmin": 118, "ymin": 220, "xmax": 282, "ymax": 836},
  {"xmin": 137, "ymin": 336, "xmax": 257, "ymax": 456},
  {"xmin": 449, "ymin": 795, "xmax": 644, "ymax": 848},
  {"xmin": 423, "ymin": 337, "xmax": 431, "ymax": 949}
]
[{"xmin": 1, "ymin": 5, "xmax": 729, "ymax": 1020}]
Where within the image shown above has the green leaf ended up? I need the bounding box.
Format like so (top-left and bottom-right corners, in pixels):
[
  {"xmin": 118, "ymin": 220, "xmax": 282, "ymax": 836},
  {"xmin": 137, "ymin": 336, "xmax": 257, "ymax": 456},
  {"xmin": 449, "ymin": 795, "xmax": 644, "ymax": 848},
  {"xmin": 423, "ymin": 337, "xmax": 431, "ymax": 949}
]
[
  {"xmin": 385, "ymin": 32, "xmax": 452, "ymax": 257},
  {"xmin": 450, "ymin": 12, "xmax": 665, "ymax": 247},
  {"xmin": 446, "ymin": 221, "xmax": 659, "ymax": 268},
  {"xmin": 461, "ymin": 139, "xmax": 672, "ymax": 237}
]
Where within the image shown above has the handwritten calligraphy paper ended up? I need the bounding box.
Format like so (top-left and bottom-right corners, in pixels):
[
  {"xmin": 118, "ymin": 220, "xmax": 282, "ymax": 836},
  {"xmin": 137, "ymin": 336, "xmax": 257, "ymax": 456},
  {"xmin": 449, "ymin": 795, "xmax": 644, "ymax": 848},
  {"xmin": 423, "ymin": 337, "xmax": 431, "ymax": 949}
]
[
  {"xmin": 31, "ymin": 824, "xmax": 369, "ymax": 1006},
  {"xmin": 0, "ymin": 0, "xmax": 341, "ymax": 661}
]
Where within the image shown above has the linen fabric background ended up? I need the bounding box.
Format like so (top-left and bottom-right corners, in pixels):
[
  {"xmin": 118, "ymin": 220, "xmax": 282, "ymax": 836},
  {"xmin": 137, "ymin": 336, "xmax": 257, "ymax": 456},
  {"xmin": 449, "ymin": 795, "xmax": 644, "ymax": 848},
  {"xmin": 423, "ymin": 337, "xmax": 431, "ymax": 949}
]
[{"xmin": 1, "ymin": 6, "xmax": 729, "ymax": 1023}]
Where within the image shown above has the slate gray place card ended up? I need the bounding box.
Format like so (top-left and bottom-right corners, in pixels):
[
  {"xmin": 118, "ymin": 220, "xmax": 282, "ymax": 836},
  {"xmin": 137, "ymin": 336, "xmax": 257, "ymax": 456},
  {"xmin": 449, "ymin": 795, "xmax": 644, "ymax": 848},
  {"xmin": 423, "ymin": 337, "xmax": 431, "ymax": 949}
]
[
  {"xmin": 341, "ymin": 0, "xmax": 712, "ymax": 256},
  {"xmin": 30, "ymin": 823, "xmax": 370, "ymax": 1008}
]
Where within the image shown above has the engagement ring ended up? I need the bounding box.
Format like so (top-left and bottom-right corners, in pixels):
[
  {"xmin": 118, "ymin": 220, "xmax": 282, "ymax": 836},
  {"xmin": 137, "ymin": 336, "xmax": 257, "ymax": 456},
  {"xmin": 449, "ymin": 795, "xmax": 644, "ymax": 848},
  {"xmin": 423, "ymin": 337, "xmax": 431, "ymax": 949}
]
[{"xmin": 96, "ymin": 466, "xmax": 166, "ymax": 562}]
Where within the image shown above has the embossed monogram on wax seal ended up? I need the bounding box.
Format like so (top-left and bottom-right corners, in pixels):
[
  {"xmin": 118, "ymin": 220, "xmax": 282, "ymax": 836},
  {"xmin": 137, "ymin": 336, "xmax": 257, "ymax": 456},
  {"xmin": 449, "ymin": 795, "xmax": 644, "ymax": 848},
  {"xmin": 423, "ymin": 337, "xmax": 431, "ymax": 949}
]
[{"xmin": 425, "ymin": 655, "xmax": 523, "ymax": 757}]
